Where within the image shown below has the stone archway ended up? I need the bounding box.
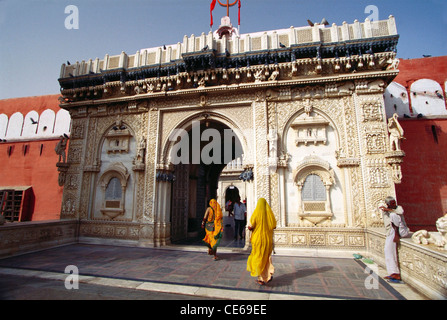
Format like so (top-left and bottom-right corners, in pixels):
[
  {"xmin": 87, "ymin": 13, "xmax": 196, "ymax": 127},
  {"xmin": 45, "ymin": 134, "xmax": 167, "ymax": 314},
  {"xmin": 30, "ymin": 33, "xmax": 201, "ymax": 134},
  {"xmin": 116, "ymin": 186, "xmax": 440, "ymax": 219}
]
[
  {"xmin": 224, "ymin": 185, "xmax": 240, "ymax": 205},
  {"xmin": 162, "ymin": 116, "xmax": 246, "ymax": 244}
]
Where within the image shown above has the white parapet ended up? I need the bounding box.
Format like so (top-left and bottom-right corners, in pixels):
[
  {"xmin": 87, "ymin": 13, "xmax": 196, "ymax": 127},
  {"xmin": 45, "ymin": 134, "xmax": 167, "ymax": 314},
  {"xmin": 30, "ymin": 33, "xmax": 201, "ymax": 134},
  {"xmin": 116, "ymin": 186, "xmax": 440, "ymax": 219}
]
[{"xmin": 60, "ymin": 16, "xmax": 398, "ymax": 78}]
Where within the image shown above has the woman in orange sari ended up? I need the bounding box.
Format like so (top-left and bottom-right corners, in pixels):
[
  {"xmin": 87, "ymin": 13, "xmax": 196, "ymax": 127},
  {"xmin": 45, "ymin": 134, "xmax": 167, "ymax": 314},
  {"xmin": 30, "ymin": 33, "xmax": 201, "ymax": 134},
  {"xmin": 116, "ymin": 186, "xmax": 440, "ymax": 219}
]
[
  {"xmin": 201, "ymin": 199, "xmax": 223, "ymax": 260},
  {"xmin": 247, "ymin": 198, "xmax": 277, "ymax": 285}
]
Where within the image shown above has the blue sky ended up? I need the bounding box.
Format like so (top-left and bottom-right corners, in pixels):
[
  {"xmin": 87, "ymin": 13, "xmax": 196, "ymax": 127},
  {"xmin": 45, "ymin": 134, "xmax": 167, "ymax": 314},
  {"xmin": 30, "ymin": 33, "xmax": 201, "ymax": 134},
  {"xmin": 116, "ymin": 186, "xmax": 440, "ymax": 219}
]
[{"xmin": 0, "ymin": 0, "xmax": 446, "ymax": 99}]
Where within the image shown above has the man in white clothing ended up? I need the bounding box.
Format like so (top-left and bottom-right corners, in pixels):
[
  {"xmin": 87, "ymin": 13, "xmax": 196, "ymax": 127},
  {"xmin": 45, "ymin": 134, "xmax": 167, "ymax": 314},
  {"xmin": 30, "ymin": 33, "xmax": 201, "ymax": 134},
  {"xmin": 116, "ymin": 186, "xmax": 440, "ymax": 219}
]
[
  {"xmin": 233, "ymin": 196, "xmax": 246, "ymax": 240},
  {"xmin": 379, "ymin": 196, "xmax": 405, "ymax": 282}
]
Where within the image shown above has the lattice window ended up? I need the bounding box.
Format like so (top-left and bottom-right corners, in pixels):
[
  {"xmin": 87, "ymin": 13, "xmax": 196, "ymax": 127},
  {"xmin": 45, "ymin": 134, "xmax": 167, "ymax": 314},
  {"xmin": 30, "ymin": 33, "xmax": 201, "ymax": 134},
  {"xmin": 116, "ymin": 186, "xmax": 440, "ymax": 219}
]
[
  {"xmin": 372, "ymin": 21, "xmax": 389, "ymax": 37},
  {"xmin": 293, "ymin": 156, "xmax": 335, "ymax": 225},
  {"xmin": 303, "ymin": 202, "xmax": 326, "ymax": 212},
  {"xmin": 302, "ymin": 174, "xmax": 326, "ymax": 201},
  {"xmin": 297, "ymin": 29, "xmax": 312, "ymax": 43},
  {"xmin": 108, "ymin": 56, "xmax": 119, "ymax": 69},
  {"xmin": 98, "ymin": 163, "xmax": 129, "ymax": 220},
  {"xmin": 105, "ymin": 178, "xmax": 122, "ymax": 209},
  {"xmin": 279, "ymin": 34, "xmax": 289, "ymax": 47},
  {"xmin": 251, "ymin": 37, "xmax": 261, "ymax": 51},
  {"xmin": 0, "ymin": 188, "xmax": 33, "ymax": 222},
  {"xmin": 0, "ymin": 190, "xmax": 21, "ymax": 222},
  {"xmin": 321, "ymin": 29, "xmax": 332, "ymax": 43}
]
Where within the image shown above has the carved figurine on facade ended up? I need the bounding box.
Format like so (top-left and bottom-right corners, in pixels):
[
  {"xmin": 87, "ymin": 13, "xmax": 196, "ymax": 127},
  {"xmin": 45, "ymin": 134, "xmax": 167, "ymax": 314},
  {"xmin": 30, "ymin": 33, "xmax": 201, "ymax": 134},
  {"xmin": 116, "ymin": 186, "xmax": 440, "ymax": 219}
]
[
  {"xmin": 268, "ymin": 69, "xmax": 279, "ymax": 81},
  {"xmin": 135, "ymin": 137, "xmax": 146, "ymax": 164},
  {"xmin": 198, "ymin": 77, "xmax": 206, "ymax": 88},
  {"xmin": 411, "ymin": 213, "xmax": 447, "ymax": 250},
  {"xmin": 436, "ymin": 213, "xmax": 447, "ymax": 250},
  {"xmin": 133, "ymin": 137, "xmax": 147, "ymax": 171},
  {"xmin": 55, "ymin": 134, "xmax": 70, "ymax": 187},
  {"xmin": 55, "ymin": 134, "xmax": 69, "ymax": 163},
  {"xmin": 386, "ymin": 58, "xmax": 400, "ymax": 70},
  {"xmin": 412, "ymin": 230, "xmax": 439, "ymax": 246},
  {"xmin": 254, "ymin": 69, "xmax": 265, "ymax": 82},
  {"xmin": 388, "ymin": 113, "xmax": 404, "ymax": 151},
  {"xmin": 385, "ymin": 113, "xmax": 405, "ymax": 184}
]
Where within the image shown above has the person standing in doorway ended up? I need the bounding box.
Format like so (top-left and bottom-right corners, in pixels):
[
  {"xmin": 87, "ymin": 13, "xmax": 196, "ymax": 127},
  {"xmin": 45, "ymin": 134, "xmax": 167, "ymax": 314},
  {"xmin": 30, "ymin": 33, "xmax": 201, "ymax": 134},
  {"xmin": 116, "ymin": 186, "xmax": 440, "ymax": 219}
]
[
  {"xmin": 233, "ymin": 196, "xmax": 246, "ymax": 240},
  {"xmin": 225, "ymin": 198, "xmax": 234, "ymax": 228},
  {"xmin": 247, "ymin": 198, "xmax": 277, "ymax": 285},
  {"xmin": 225, "ymin": 199, "xmax": 233, "ymax": 217}
]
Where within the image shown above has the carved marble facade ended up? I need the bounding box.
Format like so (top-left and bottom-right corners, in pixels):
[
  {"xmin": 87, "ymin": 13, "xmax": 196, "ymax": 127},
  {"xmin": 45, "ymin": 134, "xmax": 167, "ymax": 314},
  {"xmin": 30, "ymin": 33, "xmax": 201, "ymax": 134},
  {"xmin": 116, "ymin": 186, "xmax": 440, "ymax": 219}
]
[{"xmin": 57, "ymin": 16, "xmax": 404, "ymax": 250}]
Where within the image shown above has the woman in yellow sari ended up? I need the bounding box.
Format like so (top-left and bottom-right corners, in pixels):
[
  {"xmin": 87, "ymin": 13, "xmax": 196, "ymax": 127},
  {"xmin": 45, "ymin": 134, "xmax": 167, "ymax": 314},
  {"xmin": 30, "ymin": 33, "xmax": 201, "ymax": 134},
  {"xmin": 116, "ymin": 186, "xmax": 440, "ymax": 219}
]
[
  {"xmin": 201, "ymin": 199, "xmax": 223, "ymax": 260},
  {"xmin": 247, "ymin": 198, "xmax": 277, "ymax": 285}
]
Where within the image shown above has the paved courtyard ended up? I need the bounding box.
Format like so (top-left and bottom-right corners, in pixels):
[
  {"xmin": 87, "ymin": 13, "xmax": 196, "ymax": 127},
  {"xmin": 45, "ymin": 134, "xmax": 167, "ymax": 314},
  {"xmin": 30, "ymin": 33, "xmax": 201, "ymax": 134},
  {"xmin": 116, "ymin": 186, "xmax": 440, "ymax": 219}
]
[{"xmin": 0, "ymin": 241, "xmax": 421, "ymax": 300}]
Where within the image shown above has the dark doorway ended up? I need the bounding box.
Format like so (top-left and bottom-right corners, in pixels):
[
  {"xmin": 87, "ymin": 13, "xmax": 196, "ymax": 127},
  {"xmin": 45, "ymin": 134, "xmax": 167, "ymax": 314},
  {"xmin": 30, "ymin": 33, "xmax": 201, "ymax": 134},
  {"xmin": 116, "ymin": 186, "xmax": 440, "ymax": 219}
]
[
  {"xmin": 170, "ymin": 118, "xmax": 243, "ymax": 244},
  {"xmin": 225, "ymin": 185, "xmax": 240, "ymax": 205}
]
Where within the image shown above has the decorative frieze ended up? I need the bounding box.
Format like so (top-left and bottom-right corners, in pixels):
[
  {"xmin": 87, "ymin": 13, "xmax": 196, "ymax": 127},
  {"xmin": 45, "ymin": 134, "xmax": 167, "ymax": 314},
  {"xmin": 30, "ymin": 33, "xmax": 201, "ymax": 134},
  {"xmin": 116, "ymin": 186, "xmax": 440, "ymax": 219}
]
[
  {"xmin": 79, "ymin": 220, "xmax": 142, "ymax": 241},
  {"xmin": 364, "ymin": 125, "xmax": 387, "ymax": 154},
  {"xmin": 66, "ymin": 140, "xmax": 83, "ymax": 163},
  {"xmin": 362, "ymin": 99, "xmax": 383, "ymax": 122},
  {"xmin": 275, "ymin": 227, "xmax": 366, "ymax": 248}
]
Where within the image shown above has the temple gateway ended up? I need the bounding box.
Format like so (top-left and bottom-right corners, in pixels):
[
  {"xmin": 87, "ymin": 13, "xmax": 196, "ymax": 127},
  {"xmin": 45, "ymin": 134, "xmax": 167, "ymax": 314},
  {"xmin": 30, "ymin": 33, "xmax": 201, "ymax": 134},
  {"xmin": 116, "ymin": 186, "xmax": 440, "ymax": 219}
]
[{"xmin": 58, "ymin": 15, "xmax": 402, "ymax": 250}]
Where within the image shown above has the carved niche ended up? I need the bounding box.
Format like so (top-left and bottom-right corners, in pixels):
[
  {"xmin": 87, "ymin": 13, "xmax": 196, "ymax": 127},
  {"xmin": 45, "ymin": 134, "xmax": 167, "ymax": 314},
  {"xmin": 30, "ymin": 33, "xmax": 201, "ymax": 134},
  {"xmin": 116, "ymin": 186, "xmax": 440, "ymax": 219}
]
[
  {"xmin": 293, "ymin": 156, "xmax": 335, "ymax": 226},
  {"xmin": 105, "ymin": 120, "xmax": 132, "ymax": 154},
  {"xmin": 98, "ymin": 162, "xmax": 130, "ymax": 220},
  {"xmin": 291, "ymin": 112, "xmax": 330, "ymax": 146}
]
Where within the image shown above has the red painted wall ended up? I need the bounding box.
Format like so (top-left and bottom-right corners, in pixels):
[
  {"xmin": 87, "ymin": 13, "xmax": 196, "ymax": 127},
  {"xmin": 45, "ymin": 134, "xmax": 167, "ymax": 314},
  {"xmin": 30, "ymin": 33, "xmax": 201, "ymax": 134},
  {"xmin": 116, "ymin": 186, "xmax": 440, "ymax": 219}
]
[
  {"xmin": 0, "ymin": 94, "xmax": 61, "ymax": 117},
  {"xmin": 0, "ymin": 95, "xmax": 63, "ymax": 221},
  {"xmin": 391, "ymin": 56, "xmax": 447, "ymax": 231},
  {"xmin": 0, "ymin": 140, "xmax": 63, "ymax": 221},
  {"xmin": 396, "ymin": 119, "xmax": 447, "ymax": 231},
  {"xmin": 394, "ymin": 56, "xmax": 447, "ymax": 89}
]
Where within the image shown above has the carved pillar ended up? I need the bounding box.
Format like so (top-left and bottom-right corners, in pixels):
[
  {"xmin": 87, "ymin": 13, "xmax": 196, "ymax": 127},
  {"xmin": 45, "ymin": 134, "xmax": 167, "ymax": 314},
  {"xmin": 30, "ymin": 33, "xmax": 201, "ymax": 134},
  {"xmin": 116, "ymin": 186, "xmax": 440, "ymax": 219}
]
[
  {"xmin": 336, "ymin": 158, "xmax": 361, "ymax": 227},
  {"xmin": 354, "ymin": 92, "xmax": 401, "ymax": 228},
  {"xmin": 60, "ymin": 117, "xmax": 88, "ymax": 220},
  {"xmin": 154, "ymin": 166, "xmax": 174, "ymax": 246},
  {"xmin": 138, "ymin": 107, "xmax": 159, "ymax": 247},
  {"xmin": 162, "ymin": 179, "xmax": 172, "ymax": 245},
  {"xmin": 277, "ymin": 147, "xmax": 290, "ymax": 228},
  {"xmin": 154, "ymin": 175, "xmax": 163, "ymax": 247},
  {"xmin": 278, "ymin": 165, "xmax": 287, "ymax": 227},
  {"xmin": 253, "ymin": 91, "xmax": 270, "ymax": 203}
]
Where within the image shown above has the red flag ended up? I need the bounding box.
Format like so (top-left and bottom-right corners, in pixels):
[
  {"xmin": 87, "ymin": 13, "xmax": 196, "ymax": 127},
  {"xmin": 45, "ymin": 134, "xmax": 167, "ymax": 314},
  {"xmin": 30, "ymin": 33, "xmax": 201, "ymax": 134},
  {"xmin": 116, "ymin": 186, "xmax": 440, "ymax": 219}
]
[
  {"xmin": 210, "ymin": 0, "xmax": 217, "ymax": 28},
  {"xmin": 238, "ymin": 0, "xmax": 241, "ymax": 26}
]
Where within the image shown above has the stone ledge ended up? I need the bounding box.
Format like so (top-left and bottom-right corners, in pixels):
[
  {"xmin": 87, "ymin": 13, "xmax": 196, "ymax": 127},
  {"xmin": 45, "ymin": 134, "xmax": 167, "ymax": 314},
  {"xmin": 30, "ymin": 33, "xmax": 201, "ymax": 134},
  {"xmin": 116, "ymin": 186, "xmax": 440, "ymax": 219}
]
[
  {"xmin": 367, "ymin": 228, "xmax": 447, "ymax": 300},
  {"xmin": 0, "ymin": 219, "xmax": 78, "ymax": 258}
]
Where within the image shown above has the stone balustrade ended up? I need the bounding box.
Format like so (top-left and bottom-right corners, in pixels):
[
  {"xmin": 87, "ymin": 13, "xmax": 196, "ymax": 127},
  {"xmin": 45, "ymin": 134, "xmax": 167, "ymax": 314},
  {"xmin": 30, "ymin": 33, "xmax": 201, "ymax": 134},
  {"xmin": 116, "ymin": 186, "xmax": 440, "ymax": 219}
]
[
  {"xmin": 367, "ymin": 228, "xmax": 447, "ymax": 300},
  {"xmin": 0, "ymin": 219, "xmax": 78, "ymax": 258}
]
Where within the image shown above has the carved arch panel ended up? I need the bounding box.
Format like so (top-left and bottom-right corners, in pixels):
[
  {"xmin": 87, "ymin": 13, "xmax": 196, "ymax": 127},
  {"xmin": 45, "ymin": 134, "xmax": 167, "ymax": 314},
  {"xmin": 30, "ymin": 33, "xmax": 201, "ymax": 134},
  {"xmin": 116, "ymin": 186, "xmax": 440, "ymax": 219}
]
[
  {"xmin": 293, "ymin": 156, "xmax": 335, "ymax": 226},
  {"xmin": 98, "ymin": 162, "xmax": 130, "ymax": 220},
  {"xmin": 90, "ymin": 118, "xmax": 138, "ymax": 221}
]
